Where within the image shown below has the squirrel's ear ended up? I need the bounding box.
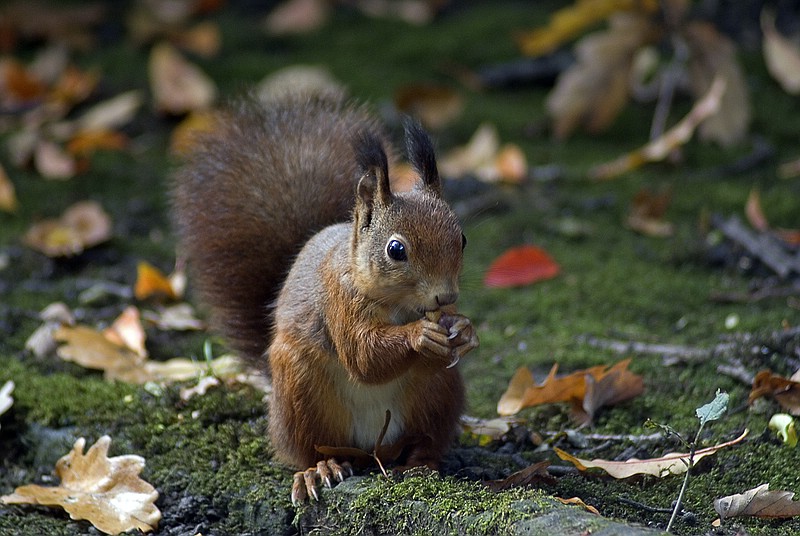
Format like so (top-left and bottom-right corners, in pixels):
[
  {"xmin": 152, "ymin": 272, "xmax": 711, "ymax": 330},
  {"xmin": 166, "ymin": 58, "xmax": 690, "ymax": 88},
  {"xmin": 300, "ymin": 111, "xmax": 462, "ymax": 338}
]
[
  {"xmin": 354, "ymin": 132, "xmax": 392, "ymax": 228},
  {"xmin": 404, "ymin": 118, "xmax": 442, "ymax": 197}
]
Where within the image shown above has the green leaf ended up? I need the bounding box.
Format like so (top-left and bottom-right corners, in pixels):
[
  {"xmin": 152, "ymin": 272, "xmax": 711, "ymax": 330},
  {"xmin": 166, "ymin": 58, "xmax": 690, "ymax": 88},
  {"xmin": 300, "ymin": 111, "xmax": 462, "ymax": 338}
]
[{"xmin": 695, "ymin": 390, "xmax": 729, "ymax": 427}]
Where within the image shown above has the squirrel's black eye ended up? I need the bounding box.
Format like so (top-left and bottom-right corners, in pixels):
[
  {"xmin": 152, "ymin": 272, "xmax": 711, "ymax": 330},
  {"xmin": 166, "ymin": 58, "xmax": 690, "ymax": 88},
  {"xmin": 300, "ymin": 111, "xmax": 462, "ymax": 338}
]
[
  {"xmin": 386, "ymin": 239, "xmax": 407, "ymax": 261},
  {"xmin": 461, "ymin": 233, "xmax": 467, "ymax": 250}
]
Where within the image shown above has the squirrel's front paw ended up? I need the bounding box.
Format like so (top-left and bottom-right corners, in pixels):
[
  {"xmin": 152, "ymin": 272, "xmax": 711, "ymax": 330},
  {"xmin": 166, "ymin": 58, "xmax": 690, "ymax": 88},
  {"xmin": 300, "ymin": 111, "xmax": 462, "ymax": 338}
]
[
  {"xmin": 413, "ymin": 312, "xmax": 479, "ymax": 368},
  {"xmin": 291, "ymin": 458, "xmax": 353, "ymax": 505}
]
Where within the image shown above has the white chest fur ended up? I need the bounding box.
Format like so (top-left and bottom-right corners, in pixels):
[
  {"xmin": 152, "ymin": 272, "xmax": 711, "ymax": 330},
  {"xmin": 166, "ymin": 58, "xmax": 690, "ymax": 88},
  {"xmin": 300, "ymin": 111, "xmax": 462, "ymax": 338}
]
[{"xmin": 332, "ymin": 366, "xmax": 407, "ymax": 450}]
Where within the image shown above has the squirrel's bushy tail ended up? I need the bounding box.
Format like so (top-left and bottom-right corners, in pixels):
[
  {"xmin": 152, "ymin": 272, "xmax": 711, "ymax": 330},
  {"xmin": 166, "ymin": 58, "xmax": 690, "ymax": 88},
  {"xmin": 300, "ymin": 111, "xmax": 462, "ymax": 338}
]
[{"xmin": 171, "ymin": 93, "xmax": 390, "ymax": 367}]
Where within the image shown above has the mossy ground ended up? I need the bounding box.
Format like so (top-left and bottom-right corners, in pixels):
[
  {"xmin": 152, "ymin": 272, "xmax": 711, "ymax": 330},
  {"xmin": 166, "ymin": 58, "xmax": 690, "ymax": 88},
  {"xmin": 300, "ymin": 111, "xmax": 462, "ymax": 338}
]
[{"xmin": 1, "ymin": 1, "xmax": 799, "ymax": 535}]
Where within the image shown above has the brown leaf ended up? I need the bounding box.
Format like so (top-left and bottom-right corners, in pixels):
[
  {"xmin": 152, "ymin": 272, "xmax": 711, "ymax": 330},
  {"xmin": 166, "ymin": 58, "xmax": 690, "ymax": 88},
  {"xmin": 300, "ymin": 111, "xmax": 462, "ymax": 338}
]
[
  {"xmin": 50, "ymin": 64, "xmax": 99, "ymax": 107},
  {"xmin": 1, "ymin": 435, "xmax": 160, "ymax": 535},
  {"xmin": 589, "ymin": 75, "xmax": 726, "ymax": 179},
  {"xmin": 23, "ymin": 201, "xmax": 112, "ymax": 257},
  {"xmin": 394, "ymin": 84, "xmax": 463, "ymax": 130},
  {"xmin": 683, "ymin": 21, "xmax": 750, "ymax": 146},
  {"xmin": 484, "ymin": 461, "xmax": 554, "ymax": 491},
  {"xmin": 715, "ymin": 483, "xmax": 800, "ymax": 520},
  {"xmin": 546, "ymin": 13, "xmax": 656, "ymax": 139},
  {"xmin": 555, "ymin": 429, "xmax": 749, "ymax": 478},
  {"xmin": 761, "ymin": 11, "xmax": 800, "ymax": 95},
  {"xmin": 625, "ymin": 187, "xmax": 674, "ymax": 237},
  {"xmin": 102, "ymin": 306, "xmax": 148, "ymax": 358},
  {"xmin": 555, "ymin": 496, "xmax": 601, "ymax": 515},
  {"xmin": 749, "ymin": 369, "xmax": 800, "ymax": 415},
  {"xmin": 0, "ymin": 163, "xmax": 18, "ymax": 213},
  {"xmin": 745, "ymin": 188, "xmax": 769, "ymax": 232},
  {"xmin": 581, "ymin": 359, "xmax": 645, "ymax": 423},
  {"xmin": 1, "ymin": 58, "xmax": 46, "ymax": 103},
  {"xmin": 149, "ymin": 42, "xmax": 216, "ymax": 115},
  {"xmin": 171, "ymin": 21, "xmax": 222, "ymax": 58},
  {"xmin": 67, "ymin": 129, "xmax": 128, "ymax": 156}
]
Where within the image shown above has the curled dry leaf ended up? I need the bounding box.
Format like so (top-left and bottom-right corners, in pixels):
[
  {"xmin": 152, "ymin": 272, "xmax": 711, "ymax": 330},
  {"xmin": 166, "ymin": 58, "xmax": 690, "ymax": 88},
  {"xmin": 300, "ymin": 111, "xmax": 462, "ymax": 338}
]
[
  {"xmin": 556, "ymin": 429, "xmax": 749, "ymax": 479},
  {"xmin": 149, "ymin": 42, "xmax": 216, "ymax": 115},
  {"xmin": 67, "ymin": 129, "xmax": 128, "ymax": 156},
  {"xmin": 23, "ymin": 200, "xmax": 112, "ymax": 257},
  {"xmin": 1, "ymin": 435, "xmax": 161, "ymax": 535},
  {"xmin": 497, "ymin": 359, "xmax": 643, "ymax": 423},
  {"xmin": 134, "ymin": 261, "xmax": 181, "ymax": 301},
  {"xmin": 749, "ymin": 369, "xmax": 800, "ymax": 416},
  {"xmin": 483, "ymin": 461, "xmax": 554, "ymax": 492},
  {"xmin": 745, "ymin": 188, "xmax": 769, "ymax": 232},
  {"xmin": 0, "ymin": 163, "xmax": 18, "ymax": 213},
  {"xmin": 555, "ymin": 496, "xmax": 601, "ymax": 515},
  {"xmin": 76, "ymin": 90, "xmax": 143, "ymax": 132},
  {"xmin": 25, "ymin": 302, "xmax": 75, "ymax": 358},
  {"xmin": 715, "ymin": 483, "xmax": 800, "ymax": 520},
  {"xmin": 589, "ymin": 75, "xmax": 726, "ymax": 179},
  {"xmin": 484, "ymin": 245, "xmax": 559, "ymax": 288},
  {"xmin": 761, "ymin": 10, "xmax": 800, "ymax": 95},
  {"xmin": 102, "ymin": 306, "xmax": 148, "ymax": 358},
  {"xmin": 143, "ymin": 303, "xmax": 204, "ymax": 331}
]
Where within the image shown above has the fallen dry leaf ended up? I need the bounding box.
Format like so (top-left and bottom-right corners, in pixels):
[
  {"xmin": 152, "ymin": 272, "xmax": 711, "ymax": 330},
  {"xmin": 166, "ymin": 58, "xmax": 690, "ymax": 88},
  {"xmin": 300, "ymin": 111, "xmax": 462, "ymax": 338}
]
[
  {"xmin": 625, "ymin": 187, "xmax": 674, "ymax": 237},
  {"xmin": 102, "ymin": 306, "xmax": 148, "ymax": 358},
  {"xmin": 545, "ymin": 12, "xmax": 656, "ymax": 139},
  {"xmin": 715, "ymin": 483, "xmax": 800, "ymax": 520},
  {"xmin": 484, "ymin": 245, "xmax": 559, "ymax": 288},
  {"xmin": 438, "ymin": 123, "xmax": 528, "ymax": 183},
  {"xmin": 761, "ymin": 11, "xmax": 800, "ymax": 95},
  {"xmin": 394, "ymin": 84, "xmax": 463, "ymax": 130},
  {"xmin": 745, "ymin": 188, "xmax": 769, "ymax": 232},
  {"xmin": 555, "ymin": 496, "xmax": 601, "ymax": 515},
  {"xmin": 0, "ymin": 380, "xmax": 13, "ymax": 424},
  {"xmin": 0, "ymin": 163, "xmax": 18, "ymax": 213},
  {"xmin": 24, "ymin": 302, "xmax": 75, "ymax": 358},
  {"xmin": 76, "ymin": 90, "xmax": 143, "ymax": 132},
  {"xmin": 149, "ymin": 42, "xmax": 216, "ymax": 114},
  {"xmin": 1, "ymin": 435, "xmax": 160, "ymax": 535},
  {"xmin": 23, "ymin": 200, "xmax": 112, "ymax": 257},
  {"xmin": 484, "ymin": 461, "xmax": 554, "ymax": 492},
  {"xmin": 517, "ymin": 0, "xmax": 659, "ymax": 57},
  {"xmin": 1, "ymin": 57, "xmax": 47, "ymax": 103},
  {"xmin": 749, "ymin": 369, "xmax": 800, "ymax": 416},
  {"xmin": 683, "ymin": 21, "xmax": 750, "ymax": 146},
  {"xmin": 143, "ymin": 303, "xmax": 204, "ymax": 331},
  {"xmin": 33, "ymin": 139, "xmax": 76, "ymax": 179},
  {"xmin": 67, "ymin": 129, "xmax": 128, "ymax": 157},
  {"xmin": 497, "ymin": 359, "xmax": 643, "ymax": 422},
  {"xmin": 263, "ymin": 0, "xmax": 329, "ymax": 36},
  {"xmin": 460, "ymin": 415, "xmax": 516, "ymax": 443},
  {"xmin": 134, "ymin": 261, "xmax": 181, "ymax": 301},
  {"xmin": 256, "ymin": 64, "xmax": 347, "ymax": 104},
  {"xmin": 589, "ymin": 75, "xmax": 726, "ymax": 179},
  {"xmin": 556, "ymin": 429, "xmax": 749, "ymax": 478},
  {"xmin": 49, "ymin": 64, "xmax": 99, "ymax": 107},
  {"xmin": 171, "ymin": 21, "xmax": 222, "ymax": 58}
]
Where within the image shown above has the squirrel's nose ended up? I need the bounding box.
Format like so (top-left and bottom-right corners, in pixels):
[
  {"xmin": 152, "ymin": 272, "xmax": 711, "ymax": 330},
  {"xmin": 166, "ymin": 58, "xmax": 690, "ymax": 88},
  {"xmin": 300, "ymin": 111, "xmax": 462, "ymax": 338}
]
[{"xmin": 436, "ymin": 292, "xmax": 458, "ymax": 307}]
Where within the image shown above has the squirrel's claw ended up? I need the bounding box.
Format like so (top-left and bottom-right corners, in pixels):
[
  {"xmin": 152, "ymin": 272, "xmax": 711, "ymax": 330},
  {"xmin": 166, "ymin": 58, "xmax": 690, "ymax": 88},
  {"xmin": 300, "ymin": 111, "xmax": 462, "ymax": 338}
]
[{"xmin": 291, "ymin": 459, "xmax": 353, "ymax": 505}]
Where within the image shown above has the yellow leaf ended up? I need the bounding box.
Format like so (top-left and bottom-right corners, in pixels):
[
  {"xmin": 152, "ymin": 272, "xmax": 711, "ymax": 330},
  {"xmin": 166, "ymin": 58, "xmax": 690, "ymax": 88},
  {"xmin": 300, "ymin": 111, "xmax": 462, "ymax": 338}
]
[
  {"xmin": 555, "ymin": 429, "xmax": 748, "ymax": 478},
  {"xmin": 134, "ymin": 261, "xmax": 181, "ymax": 301},
  {"xmin": 518, "ymin": 0, "xmax": 659, "ymax": 57},
  {"xmin": 169, "ymin": 110, "xmax": 218, "ymax": 158},
  {"xmin": 1, "ymin": 436, "xmax": 160, "ymax": 535}
]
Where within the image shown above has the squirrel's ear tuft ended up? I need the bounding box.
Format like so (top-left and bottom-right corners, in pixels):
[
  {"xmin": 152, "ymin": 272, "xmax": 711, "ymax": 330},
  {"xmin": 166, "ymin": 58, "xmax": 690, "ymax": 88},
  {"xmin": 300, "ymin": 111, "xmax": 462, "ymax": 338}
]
[
  {"xmin": 404, "ymin": 118, "xmax": 441, "ymax": 197},
  {"xmin": 355, "ymin": 131, "xmax": 392, "ymax": 208}
]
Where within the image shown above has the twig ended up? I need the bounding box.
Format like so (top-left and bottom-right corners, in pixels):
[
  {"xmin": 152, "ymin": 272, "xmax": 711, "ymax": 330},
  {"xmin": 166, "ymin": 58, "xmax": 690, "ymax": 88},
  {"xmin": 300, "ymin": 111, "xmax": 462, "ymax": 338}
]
[
  {"xmin": 617, "ymin": 496, "xmax": 673, "ymax": 514},
  {"xmin": 577, "ymin": 334, "xmax": 736, "ymax": 364},
  {"xmin": 716, "ymin": 361, "xmax": 755, "ymax": 386},
  {"xmin": 649, "ymin": 36, "xmax": 689, "ymax": 141},
  {"xmin": 713, "ymin": 214, "xmax": 800, "ymax": 279}
]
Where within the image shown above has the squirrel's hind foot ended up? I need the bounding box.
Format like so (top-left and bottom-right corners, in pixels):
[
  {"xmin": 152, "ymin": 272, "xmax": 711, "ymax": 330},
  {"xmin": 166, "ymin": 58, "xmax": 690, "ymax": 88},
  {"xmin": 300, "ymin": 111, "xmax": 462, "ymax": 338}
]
[{"xmin": 291, "ymin": 458, "xmax": 354, "ymax": 505}]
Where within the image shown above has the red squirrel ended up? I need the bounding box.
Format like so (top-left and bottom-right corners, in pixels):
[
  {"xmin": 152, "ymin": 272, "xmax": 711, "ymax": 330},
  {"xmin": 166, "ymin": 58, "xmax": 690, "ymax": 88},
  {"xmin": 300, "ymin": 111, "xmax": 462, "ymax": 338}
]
[{"xmin": 172, "ymin": 92, "xmax": 479, "ymax": 503}]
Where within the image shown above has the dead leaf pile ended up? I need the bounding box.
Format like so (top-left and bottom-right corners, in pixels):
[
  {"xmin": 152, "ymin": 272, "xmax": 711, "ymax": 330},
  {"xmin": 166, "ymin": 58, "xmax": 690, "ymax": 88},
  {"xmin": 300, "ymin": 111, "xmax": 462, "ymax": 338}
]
[
  {"xmin": 1, "ymin": 435, "xmax": 161, "ymax": 535},
  {"xmin": 556, "ymin": 429, "xmax": 748, "ymax": 478},
  {"xmin": 497, "ymin": 359, "xmax": 644, "ymax": 424}
]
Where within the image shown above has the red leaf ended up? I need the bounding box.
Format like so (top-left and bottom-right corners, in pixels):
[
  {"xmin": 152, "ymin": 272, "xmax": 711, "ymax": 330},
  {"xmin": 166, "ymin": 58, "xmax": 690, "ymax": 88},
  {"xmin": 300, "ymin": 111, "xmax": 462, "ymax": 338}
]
[{"xmin": 484, "ymin": 245, "xmax": 560, "ymax": 288}]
